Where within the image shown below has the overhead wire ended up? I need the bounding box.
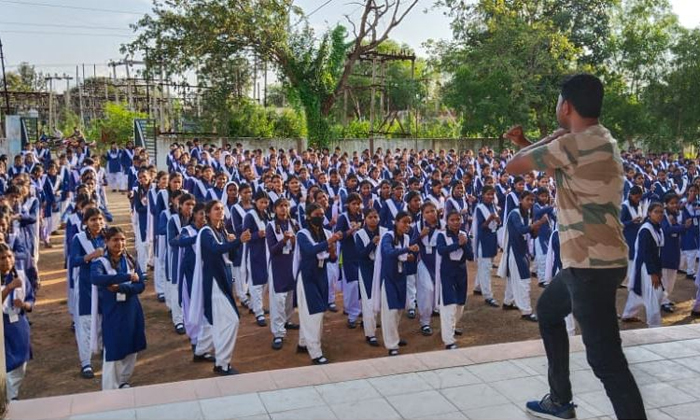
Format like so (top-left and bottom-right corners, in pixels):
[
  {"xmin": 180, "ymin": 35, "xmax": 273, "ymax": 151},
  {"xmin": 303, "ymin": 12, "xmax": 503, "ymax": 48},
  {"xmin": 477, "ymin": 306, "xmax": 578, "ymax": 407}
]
[{"xmin": 0, "ymin": 0, "xmax": 144, "ymax": 15}]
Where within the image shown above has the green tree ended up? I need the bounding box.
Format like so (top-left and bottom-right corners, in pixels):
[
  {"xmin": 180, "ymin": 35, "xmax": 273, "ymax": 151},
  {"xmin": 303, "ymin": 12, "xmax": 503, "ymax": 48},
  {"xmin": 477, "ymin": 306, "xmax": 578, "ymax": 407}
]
[
  {"xmin": 6, "ymin": 62, "xmax": 46, "ymax": 92},
  {"xmin": 89, "ymin": 102, "xmax": 148, "ymax": 145}
]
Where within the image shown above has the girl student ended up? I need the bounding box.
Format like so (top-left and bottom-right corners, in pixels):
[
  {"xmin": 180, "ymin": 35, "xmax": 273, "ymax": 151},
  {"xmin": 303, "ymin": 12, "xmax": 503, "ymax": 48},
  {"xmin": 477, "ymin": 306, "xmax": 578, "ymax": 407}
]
[
  {"xmin": 149, "ymin": 171, "xmax": 169, "ymax": 300},
  {"xmin": 621, "ymin": 186, "xmax": 645, "ymax": 288},
  {"xmin": 444, "ymin": 180, "xmax": 470, "ymax": 231},
  {"xmin": 158, "ymin": 189, "xmax": 182, "ymax": 319},
  {"xmin": 334, "ymin": 192, "xmax": 363, "ymax": 328},
  {"xmin": 313, "ymin": 189, "xmax": 341, "ymax": 312},
  {"xmin": 131, "ymin": 169, "xmax": 152, "ymax": 273},
  {"xmin": 188, "ymin": 200, "xmax": 251, "ymax": 375},
  {"xmin": 403, "ymin": 190, "xmax": 422, "ymax": 320},
  {"xmin": 243, "ymin": 191, "xmax": 271, "ymax": 327},
  {"xmin": 415, "ymin": 201, "xmax": 443, "ymax": 336},
  {"xmin": 230, "ymin": 183, "xmax": 253, "ymax": 308},
  {"xmin": 90, "ymin": 227, "xmax": 146, "ymax": 390},
  {"xmin": 533, "ymin": 187, "xmax": 556, "ymax": 287},
  {"xmin": 177, "ymin": 202, "xmax": 207, "ymax": 353},
  {"xmin": 354, "ymin": 207, "xmax": 386, "ymax": 346},
  {"xmin": 472, "ymin": 185, "xmax": 501, "ymax": 307},
  {"xmin": 69, "ymin": 207, "xmax": 106, "ymax": 379},
  {"xmin": 621, "ymin": 202, "xmax": 665, "ymax": 327},
  {"xmin": 436, "ymin": 210, "xmax": 474, "ymax": 349},
  {"xmin": 659, "ymin": 192, "xmax": 691, "ymax": 313},
  {"xmin": 375, "ymin": 211, "xmax": 420, "ymax": 356},
  {"xmin": 41, "ymin": 161, "xmax": 62, "ymax": 248},
  {"xmin": 167, "ymin": 193, "xmax": 196, "ymax": 335},
  {"xmin": 293, "ymin": 203, "xmax": 342, "ymax": 364},
  {"xmin": 497, "ymin": 190, "xmax": 547, "ymax": 322},
  {"xmin": 680, "ymin": 184, "xmax": 699, "ymax": 279},
  {"xmin": 266, "ymin": 197, "xmax": 300, "ymax": 350},
  {"xmin": 1, "ymin": 243, "xmax": 33, "ymax": 401}
]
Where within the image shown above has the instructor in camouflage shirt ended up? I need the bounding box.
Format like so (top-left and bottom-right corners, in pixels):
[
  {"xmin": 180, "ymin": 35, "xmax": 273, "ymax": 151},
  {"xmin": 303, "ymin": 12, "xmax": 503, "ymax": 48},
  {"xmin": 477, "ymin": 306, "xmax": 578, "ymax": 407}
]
[{"xmin": 506, "ymin": 74, "xmax": 646, "ymax": 420}]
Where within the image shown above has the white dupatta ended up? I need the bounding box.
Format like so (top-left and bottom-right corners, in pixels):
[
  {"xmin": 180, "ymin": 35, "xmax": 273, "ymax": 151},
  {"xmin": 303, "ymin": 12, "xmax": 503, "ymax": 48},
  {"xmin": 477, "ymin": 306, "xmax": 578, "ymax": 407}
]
[{"xmin": 76, "ymin": 232, "xmax": 102, "ymax": 355}]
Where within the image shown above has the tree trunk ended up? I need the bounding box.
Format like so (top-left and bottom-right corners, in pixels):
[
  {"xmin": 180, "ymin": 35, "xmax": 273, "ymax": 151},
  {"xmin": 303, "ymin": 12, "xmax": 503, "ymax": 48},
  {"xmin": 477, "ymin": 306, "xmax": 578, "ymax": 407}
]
[{"xmin": 302, "ymin": 98, "xmax": 331, "ymax": 149}]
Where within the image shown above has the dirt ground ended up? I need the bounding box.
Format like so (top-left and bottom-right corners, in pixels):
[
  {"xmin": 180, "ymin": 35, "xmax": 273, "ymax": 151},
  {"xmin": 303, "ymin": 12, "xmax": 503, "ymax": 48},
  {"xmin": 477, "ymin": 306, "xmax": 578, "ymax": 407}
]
[{"xmin": 20, "ymin": 191, "xmax": 700, "ymax": 399}]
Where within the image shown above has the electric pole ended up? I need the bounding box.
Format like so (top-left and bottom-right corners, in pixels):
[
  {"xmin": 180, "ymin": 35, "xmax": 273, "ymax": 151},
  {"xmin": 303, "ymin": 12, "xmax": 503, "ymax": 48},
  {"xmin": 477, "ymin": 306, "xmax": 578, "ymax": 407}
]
[{"xmin": 0, "ymin": 35, "xmax": 10, "ymax": 115}]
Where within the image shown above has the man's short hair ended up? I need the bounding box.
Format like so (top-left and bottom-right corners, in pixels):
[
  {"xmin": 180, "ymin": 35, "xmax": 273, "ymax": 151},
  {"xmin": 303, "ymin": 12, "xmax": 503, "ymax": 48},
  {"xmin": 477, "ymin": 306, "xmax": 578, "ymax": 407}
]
[{"xmin": 561, "ymin": 73, "xmax": 604, "ymax": 118}]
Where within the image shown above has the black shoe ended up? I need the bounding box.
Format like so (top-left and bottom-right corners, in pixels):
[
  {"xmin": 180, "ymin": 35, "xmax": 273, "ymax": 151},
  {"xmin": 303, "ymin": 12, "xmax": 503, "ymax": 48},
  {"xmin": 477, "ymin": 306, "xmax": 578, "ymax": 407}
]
[
  {"xmin": 213, "ymin": 365, "xmax": 239, "ymax": 376},
  {"xmin": 485, "ymin": 298, "xmax": 499, "ymax": 308},
  {"xmin": 256, "ymin": 315, "xmax": 267, "ymax": 327},
  {"xmin": 81, "ymin": 365, "xmax": 94, "ymax": 379},
  {"xmin": 296, "ymin": 345, "xmax": 308, "ymax": 353},
  {"xmin": 502, "ymin": 303, "xmax": 517, "ymax": 311},
  {"xmin": 522, "ymin": 314, "xmax": 538, "ymax": 322},
  {"xmin": 248, "ymin": 308, "xmax": 255, "ymax": 314},
  {"xmin": 398, "ymin": 339, "xmax": 408, "ymax": 347},
  {"xmin": 454, "ymin": 328, "xmax": 463, "ymax": 336},
  {"xmin": 241, "ymin": 299, "xmax": 250, "ymax": 309},
  {"xmin": 366, "ymin": 336, "xmax": 379, "ymax": 347},
  {"xmin": 264, "ymin": 308, "xmax": 270, "ymax": 315},
  {"xmin": 157, "ymin": 294, "xmax": 166, "ymax": 303},
  {"xmin": 661, "ymin": 304, "xmax": 675, "ymax": 313},
  {"xmin": 421, "ymin": 325, "xmax": 433, "ymax": 336},
  {"xmin": 312, "ymin": 356, "xmax": 329, "ymax": 365},
  {"xmin": 347, "ymin": 320, "xmax": 357, "ymax": 329},
  {"xmin": 473, "ymin": 290, "xmax": 483, "ymax": 296},
  {"xmin": 407, "ymin": 308, "xmax": 416, "ymax": 319},
  {"xmin": 284, "ymin": 322, "xmax": 300, "ymax": 330},
  {"xmin": 388, "ymin": 349, "xmax": 399, "ymax": 356},
  {"xmin": 193, "ymin": 353, "xmax": 216, "ymax": 363},
  {"xmin": 687, "ymin": 274, "xmax": 695, "ymax": 280},
  {"xmin": 118, "ymin": 383, "xmax": 130, "ymax": 389},
  {"xmin": 431, "ymin": 309, "xmax": 440, "ymax": 317},
  {"xmin": 272, "ymin": 337, "xmax": 284, "ymax": 350},
  {"xmin": 175, "ymin": 323, "xmax": 186, "ymax": 335},
  {"xmin": 531, "ymin": 272, "xmax": 538, "ymax": 278},
  {"xmin": 445, "ymin": 343, "xmax": 458, "ymax": 350},
  {"xmin": 538, "ymin": 282, "xmax": 547, "ymax": 288},
  {"xmin": 70, "ymin": 321, "xmax": 75, "ymax": 332},
  {"xmin": 691, "ymin": 311, "xmax": 700, "ymax": 318},
  {"xmin": 328, "ymin": 303, "xmax": 339, "ymax": 313}
]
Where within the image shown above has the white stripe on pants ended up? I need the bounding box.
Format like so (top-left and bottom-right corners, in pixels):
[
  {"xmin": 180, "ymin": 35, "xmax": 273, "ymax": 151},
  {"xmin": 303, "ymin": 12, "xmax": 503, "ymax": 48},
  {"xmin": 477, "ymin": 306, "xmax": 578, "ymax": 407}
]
[
  {"xmin": 506, "ymin": 252, "xmax": 532, "ymax": 315},
  {"xmin": 440, "ymin": 303, "xmax": 464, "ymax": 346},
  {"xmin": 661, "ymin": 268, "xmax": 678, "ymax": 305},
  {"xmin": 358, "ymin": 272, "xmax": 377, "ymax": 339},
  {"xmin": 269, "ymin": 284, "xmax": 294, "ymax": 338},
  {"xmin": 476, "ymin": 256, "xmax": 494, "ymax": 300},
  {"xmin": 250, "ymin": 283, "xmax": 266, "ymax": 317},
  {"xmin": 297, "ymin": 278, "xmax": 324, "ymax": 359},
  {"xmin": 416, "ymin": 261, "xmax": 435, "ymax": 327},
  {"xmin": 102, "ymin": 353, "xmax": 137, "ymax": 390},
  {"xmin": 211, "ymin": 280, "xmax": 239, "ymax": 368},
  {"xmin": 6, "ymin": 363, "xmax": 26, "ymax": 401},
  {"xmin": 622, "ymin": 268, "xmax": 664, "ymax": 328},
  {"xmin": 380, "ymin": 283, "xmax": 402, "ymax": 350},
  {"xmin": 406, "ymin": 274, "xmax": 417, "ymax": 310},
  {"xmin": 167, "ymin": 280, "xmax": 184, "ymax": 326},
  {"xmin": 75, "ymin": 314, "xmax": 101, "ymax": 368},
  {"xmin": 535, "ymin": 240, "xmax": 547, "ymax": 283}
]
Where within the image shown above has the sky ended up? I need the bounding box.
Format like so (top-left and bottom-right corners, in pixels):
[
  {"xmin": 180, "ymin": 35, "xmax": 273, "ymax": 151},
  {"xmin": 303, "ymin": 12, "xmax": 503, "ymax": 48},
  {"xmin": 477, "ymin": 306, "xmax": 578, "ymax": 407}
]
[{"xmin": 1, "ymin": 0, "xmax": 699, "ymax": 89}]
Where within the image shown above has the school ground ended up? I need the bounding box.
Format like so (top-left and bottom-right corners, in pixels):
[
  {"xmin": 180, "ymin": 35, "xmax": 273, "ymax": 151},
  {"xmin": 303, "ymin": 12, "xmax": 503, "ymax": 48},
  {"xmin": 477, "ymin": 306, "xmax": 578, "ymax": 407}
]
[{"xmin": 11, "ymin": 191, "xmax": 700, "ymax": 419}]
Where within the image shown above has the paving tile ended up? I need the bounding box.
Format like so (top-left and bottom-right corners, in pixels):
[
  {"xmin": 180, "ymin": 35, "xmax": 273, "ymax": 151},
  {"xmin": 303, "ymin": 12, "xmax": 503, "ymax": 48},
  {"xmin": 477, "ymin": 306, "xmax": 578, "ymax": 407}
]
[
  {"xmin": 321, "ymin": 360, "xmax": 381, "ymax": 383},
  {"xmin": 416, "ymin": 367, "xmax": 482, "ymax": 389},
  {"xmin": 315, "ymin": 379, "xmax": 380, "ymax": 405},
  {"xmin": 668, "ymin": 378, "xmax": 700, "ymax": 399},
  {"xmin": 70, "ymin": 409, "xmax": 136, "ymax": 420},
  {"xmin": 569, "ymin": 352, "xmax": 592, "ymax": 371},
  {"xmin": 659, "ymin": 401, "xmax": 700, "ymax": 420},
  {"xmin": 634, "ymin": 359, "xmax": 700, "ymax": 382},
  {"xmin": 489, "ymin": 376, "xmax": 549, "ymax": 404},
  {"xmin": 369, "ymin": 354, "xmax": 429, "ymax": 375},
  {"xmin": 237, "ymin": 415, "xmax": 271, "ymax": 420},
  {"xmin": 461, "ymin": 340, "xmax": 545, "ymax": 364},
  {"xmin": 135, "ymin": 401, "xmax": 204, "ymax": 420},
  {"xmin": 440, "ymin": 383, "xmax": 509, "ymax": 411},
  {"xmin": 571, "ymin": 369, "xmax": 605, "ymax": 393},
  {"xmin": 642, "ymin": 341, "xmax": 700, "ymax": 359},
  {"xmin": 6, "ymin": 395, "xmax": 73, "ymax": 420},
  {"xmin": 622, "ymin": 346, "xmax": 665, "ymax": 364},
  {"xmin": 386, "ymin": 390, "xmax": 458, "ymax": 419},
  {"xmin": 189, "ymin": 378, "xmax": 223, "ymax": 400},
  {"xmin": 199, "ymin": 393, "xmax": 267, "ymax": 420},
  {"xmin": 259, "ymin": 386, "xmax": 326, "ymax": 414},
  {"xmin": 414, "ymin": 349, "xmax": 474, "ymax": 370},
  {"xmin": 646, "ymin": 408, "xmax": 676, "ymax": 420},
  {"xmin": 216, "ymin": 371, "xmax": 277, "ymax": 396},
  {"xmin": 368, "ymin": 372, "xmax": 433, "ymax": 397},
  {"xmin": 133, "ymin": 381, "xmax": 197, "ymax": 407},
  {"xmin": 330, "ymin": 397, "xmax": 402, "ymax": 420},
  {"xmin": 466, "ymin": 360, "xmax": 530, "ymax": 383},
  {"xmin": 576, "ymin": 391, "xmax": 615, "ymax": 416},
  {"xmin": 673, "ymin": 355, "xmax": 700, "ymax": 374},
  {"xmin": 462, "ymin": 402, "xmax": 529, "ymax": 420},
  {"xmin": 621, "ymin": 329, "xmax": 673, "ymax": 346},
  {"xmin": 270, "ymin": 365, "xmax": 330, "ymax": 389},
  {"xmin": 70, "ymin": 388, "xmax": 135, "ymax": 415},
  {"xmin": 629, "ymin": 365, "xmax": 661, "ymax": 386},
  {"xmin": 412, "ymin": 412, "xmax": 466, "ymax": 420},
  {"xmin": 639, "ymin": 382, "xmax": 696, "ymax": 409},
  {"xmin": 269, "ymin": 405, "xmax": 337, "ymax": 420},
  {"xmin": 658, "ymin": 326, "xmax": 700, "ymax": 340}
]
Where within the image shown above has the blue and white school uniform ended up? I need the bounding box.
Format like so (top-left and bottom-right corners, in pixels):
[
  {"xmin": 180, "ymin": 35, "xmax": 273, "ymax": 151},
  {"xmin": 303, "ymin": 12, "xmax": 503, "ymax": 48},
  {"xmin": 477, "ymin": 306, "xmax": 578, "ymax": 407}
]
[
  {"xmin": 660, "ymin": 211, "xmax": 685, "ymax": 306},
  {"xmin": 293, "ymin": 227, "xmax": 335, "ymax": 360},
  {"xmin": 2, "ymin": 269, "xmax": 32, "ymax": 401},
  {"xmin": 497, "ymin": 209, "xmax": 534, "ymax": 316},
  {"xmin": 91, "ymin": 255, "xmax": 146, "ymax": 390},
  {"xmin": 379, "ymin": 198, "xmax": 405, "ymax": 229},
  {"xmin": 105, "ymin": 149, "xmax": 122, "ymax": 189},
  {"xmin": 533, "ymin": 202, "xmax": 556, "ymax": 283},
  {"xmin": 188, "ymin": 226, "xmax": 242, "ymax": 370},
  {"xmin": 243, "ymin": 210, "xmax": 270, "ymax": 321},
  {"xmin": 166, "ymin": 214, "xmax": 186, "ymax": 329},
  {"xmin": 415, "ymin": 220, "xmax": 441, "ymax": 328},
  {"xmin": 146, "ymin": 186, "xmax": 160, "ymax": 268},
  {"xmin": 680, "ymin": 202, "xmax": 699, "ymax": 276},
  {"xmin": 472, "ymin": 203, "xmax": 499, "ymax": 299},
  {"xmin": 175, "ymin": 225, "xmax": 199, "ymax": 346},
  {"xmin": 119, "ymin": 148, "xmax": 134, "ymax": 190},
  {"xmin": 374, "ymin": 231, "xmax": 411, "ymax": 351},
  {"xmin": 132, "ymin": 185, "xmax": 150, "ymax": 272},
  {"xmin": 231, "ymin": 203, "xmax": 252, "ymax": 305},
  {"xmin": 266, "ymin": 220, "xmax": 296, "ymax": 340},
  {"xmin": 544, "ymin": 229, "xmax": 576, "ymax": 336},
  {"xmin": 622, "ymin": 221, "xmax": 664, "ymax": 327},
  {"xmin": 70, "ymin": 231, "xmax": 105, "ymax": 370},
  {"xmin": 355, "ymin": 226, "xmax": 386, "ymax": 340},
  {"xmin": 621, "ymin": 200, "xmax": 644, "ymax": 286},
  {"xmin": 436, "ymin": 229, "xmax": 473, "ymax": 346},
  {"xmin": 335, "ymin": 212, "xmax": 363, "ymax": 322},
  {"xmin": 155, "ymin": 203, "xmax": 172, "ymax": 301},
  {"xmin": 498, "ymin": 191, "xmax": 519, "ymax": 248},
  {"xmin": 18, "ymin": 196, "xmax": 40, "ymax": 270},
  {"xmin": 41, "ymin": 173, "xmax": 62, "ymax": 243},
  {"xmin": 64, "ymin": 211, "xmax": 82, "ymax": 324}
]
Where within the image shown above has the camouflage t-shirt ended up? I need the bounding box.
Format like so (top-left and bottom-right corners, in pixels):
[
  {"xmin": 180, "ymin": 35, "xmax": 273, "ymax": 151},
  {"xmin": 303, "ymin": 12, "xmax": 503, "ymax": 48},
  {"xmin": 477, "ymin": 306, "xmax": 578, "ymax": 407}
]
[{"xmin": 525, "ymin": 124, "xmax": 628, "ymax": 269}]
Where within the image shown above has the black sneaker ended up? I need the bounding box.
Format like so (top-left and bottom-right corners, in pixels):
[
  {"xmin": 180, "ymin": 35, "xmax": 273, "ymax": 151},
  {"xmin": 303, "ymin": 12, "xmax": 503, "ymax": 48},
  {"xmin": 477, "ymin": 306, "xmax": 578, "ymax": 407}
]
[
  {"xmin": 687, "ymin": 274, "xmax": 695, "ymax": 280},
  {"xmin": 526, "ymin": 394, "xmax": 576, "ymax": 419},
  {"xmin": 485, "ymin": 298, "xmax": 499, "ymax": 308},
  {"xmin": 81, "ymin": 365, "xmax": 94, "ymax": 379},
  {"xmin": 328, "ymin": 303, "xmax": 339, "ymax": 313},
  {"xmin": 454, "ymin": 328, "xmax": 463, "ymax": 336},
  {"xmin": 296, "ymin": 345, "xmax": 308, "ymax": 353},
  {"xmin": 284, "ymin": 322, "xmax": 300, "ymax": 330},
  {"xmin": 538, "ymin": 282, "xmax": 547, "ymax": 288},
  {"xmin": 213, "ymin": 365, "xmax": 239, "ymax": 376},
  {"xmin": 445, "ymin": 343, "xmax": 458, "ymax": 350},
  {"xmin": 175, "ymin": 323, "xmax": 186, "ymax": 335},
  {"xmin": 502, "ymin": 303, "xmax": 518, "ymax": 311},
  {"xmin": 193, "ymin": 353, "xmax": 216, "ymax": 363},
  {"xmin": 522, "ymin": 314, "xmax": 538, "ymax": 322},
  {"xmin": 366, "ymin": 336, "xmax": 379, "ymax": 347},
  {"xmin": 157, "ymin": 294, "xmax": 166, "ymax": 303},
  {"xmin": 421, "ymin": 325, "xmax": 433, "ymax": 336},
  {"xmin": 347, "ymin": 320, "xmax": 357, "ymax": 329},
  {"xmin": 312, "ymin": 356, "xmax": 329, "ymax": 365},
  {"xmin": 256, "ymin": 315, "xmax": 267, "ymax": 327},
  {"xmin": 388, "ymin": 349, "xmax": 399, "ymax": 356},
  {"xmin": 398, "ymin": 339, "xmax": 408, "ymax": 347},
  {"xmin": 661, "ymin": 303, "xmax": 675, "ymax": 313},
  {"xmin": 407, "ymin": 308, "xmax": 416, "ymax": 319},
  {"xmin": 272, "ymin": 337, "xmax": 283, "ymax": 350}
]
